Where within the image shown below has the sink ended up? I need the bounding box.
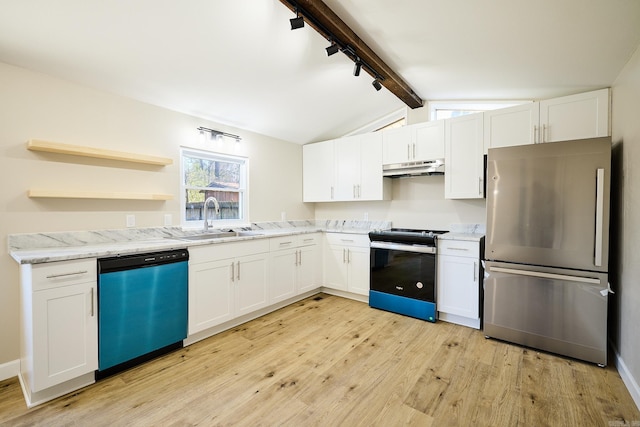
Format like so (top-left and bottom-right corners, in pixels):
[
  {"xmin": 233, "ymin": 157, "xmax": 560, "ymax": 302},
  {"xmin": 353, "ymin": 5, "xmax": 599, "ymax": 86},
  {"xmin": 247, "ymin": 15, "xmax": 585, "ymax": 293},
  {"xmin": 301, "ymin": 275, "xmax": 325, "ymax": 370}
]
[{"xmin": 175, "ymin": 230, "xmax": 264, "ymax": 241}]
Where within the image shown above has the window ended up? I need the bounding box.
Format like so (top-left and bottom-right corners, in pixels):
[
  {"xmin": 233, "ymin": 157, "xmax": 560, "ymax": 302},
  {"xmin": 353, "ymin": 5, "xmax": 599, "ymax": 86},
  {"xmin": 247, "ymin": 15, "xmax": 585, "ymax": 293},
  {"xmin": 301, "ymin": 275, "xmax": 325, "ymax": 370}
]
[
  {"xmin": 181, "ymin": 148, "xmax": 248, "ymax": 228},
  {"xmin": 429, "ymin": 101, "xmax": 530, "ymax": 121}
]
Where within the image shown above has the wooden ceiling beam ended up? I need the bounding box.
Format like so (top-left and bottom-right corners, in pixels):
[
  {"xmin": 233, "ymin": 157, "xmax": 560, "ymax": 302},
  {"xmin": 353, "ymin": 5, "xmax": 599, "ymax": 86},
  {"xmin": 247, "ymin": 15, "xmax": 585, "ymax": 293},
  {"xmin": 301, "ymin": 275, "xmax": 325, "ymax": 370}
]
[{"xmin": 279, "ymin": 0, "xmax": 423, "ymax": 109}]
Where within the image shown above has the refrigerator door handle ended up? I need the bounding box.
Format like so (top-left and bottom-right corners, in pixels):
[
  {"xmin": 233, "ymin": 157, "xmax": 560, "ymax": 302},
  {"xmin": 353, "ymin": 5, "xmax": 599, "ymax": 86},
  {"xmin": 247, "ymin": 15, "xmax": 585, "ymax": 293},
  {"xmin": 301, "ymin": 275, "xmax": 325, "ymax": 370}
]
[
  {"xmin": 490, "ymin": 266, "xmax": 601, "ymax": 285},
  {"xmin": 594, "ymin": 168, "xmax": 605, "ymax": 267}
]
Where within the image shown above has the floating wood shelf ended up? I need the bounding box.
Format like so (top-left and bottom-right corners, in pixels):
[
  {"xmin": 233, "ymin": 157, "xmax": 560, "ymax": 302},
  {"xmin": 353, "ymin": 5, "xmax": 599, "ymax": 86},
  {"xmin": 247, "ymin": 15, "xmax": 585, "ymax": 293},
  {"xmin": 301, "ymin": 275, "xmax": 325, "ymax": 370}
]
[
  {"xmin": 27, "ymin": 139, "xmax": 173, "ymax": 166},
  {"xmin": 28, "ymin": 190, "xmax": 173, "ymax": 201}
]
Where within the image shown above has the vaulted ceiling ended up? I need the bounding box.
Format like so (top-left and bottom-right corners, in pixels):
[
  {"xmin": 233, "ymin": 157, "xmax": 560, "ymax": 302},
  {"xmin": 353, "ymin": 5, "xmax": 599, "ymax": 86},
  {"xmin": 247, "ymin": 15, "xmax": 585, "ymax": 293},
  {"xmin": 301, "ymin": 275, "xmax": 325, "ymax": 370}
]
[{"xmin": 1, "ymin": 1, "xmax": 639, "ymax": 144}]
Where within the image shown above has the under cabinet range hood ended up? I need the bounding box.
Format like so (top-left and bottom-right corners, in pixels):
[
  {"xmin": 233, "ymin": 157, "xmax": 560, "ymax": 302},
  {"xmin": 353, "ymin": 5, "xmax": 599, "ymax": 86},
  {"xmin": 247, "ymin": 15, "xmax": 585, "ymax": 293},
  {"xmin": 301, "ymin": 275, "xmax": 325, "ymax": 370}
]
[{"xmin": 383, "ymin": 159, "xmax": 445, "ymax": 178}]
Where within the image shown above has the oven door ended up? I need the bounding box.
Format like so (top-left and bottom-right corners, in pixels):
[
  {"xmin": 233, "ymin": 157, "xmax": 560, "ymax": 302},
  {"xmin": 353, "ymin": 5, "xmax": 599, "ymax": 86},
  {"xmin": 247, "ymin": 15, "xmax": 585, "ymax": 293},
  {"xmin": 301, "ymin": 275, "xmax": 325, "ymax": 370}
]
[
  {"xmin": 370, "ymin": 241, "xmax": 436, "ymax": 302},
  {"xmin": 370, "ymin": 242, "xmax": 437, "ymax": 321}
]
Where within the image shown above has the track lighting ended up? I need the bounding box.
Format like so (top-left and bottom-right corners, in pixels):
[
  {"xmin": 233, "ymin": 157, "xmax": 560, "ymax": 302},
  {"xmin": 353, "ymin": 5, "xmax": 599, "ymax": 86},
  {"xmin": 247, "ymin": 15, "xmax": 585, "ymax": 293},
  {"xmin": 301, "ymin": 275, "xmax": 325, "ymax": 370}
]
[
  {"xmin": 353, "ymin": 58, "xmax": 362, "ymax": 76},
  {"xmin": 326, "ymin": 42, "xmax": 339, "ymax": 56},
  {"xmin": 372, "ymin": 79, "xmax": 382, "ymax": 91},
  {"xmin": 290, "ymin": 9, "xmax": 304, "ymax": 30}
]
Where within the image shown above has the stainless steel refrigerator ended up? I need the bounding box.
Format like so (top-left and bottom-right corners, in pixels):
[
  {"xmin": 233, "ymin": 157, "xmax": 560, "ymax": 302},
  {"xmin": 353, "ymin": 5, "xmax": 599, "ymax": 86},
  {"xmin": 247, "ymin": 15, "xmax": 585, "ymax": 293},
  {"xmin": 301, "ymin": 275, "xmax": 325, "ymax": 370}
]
[{"xmin": 484, "ymin": 137, "xmax": 611, "ymax": 366}]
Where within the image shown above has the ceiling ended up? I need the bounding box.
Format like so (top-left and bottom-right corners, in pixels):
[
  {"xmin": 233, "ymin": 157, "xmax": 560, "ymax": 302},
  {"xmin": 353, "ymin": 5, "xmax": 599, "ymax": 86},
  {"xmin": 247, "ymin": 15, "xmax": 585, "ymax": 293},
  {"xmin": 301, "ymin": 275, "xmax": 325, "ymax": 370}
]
[{"xmin": 1, "ymin": 0, "xmax": 639, "ymax": 144}]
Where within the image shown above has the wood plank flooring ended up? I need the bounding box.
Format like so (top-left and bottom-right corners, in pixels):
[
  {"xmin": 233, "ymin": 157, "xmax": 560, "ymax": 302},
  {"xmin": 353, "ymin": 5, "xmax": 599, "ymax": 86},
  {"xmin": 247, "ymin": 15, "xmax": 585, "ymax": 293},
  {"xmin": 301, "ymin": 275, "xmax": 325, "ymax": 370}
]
[{"xmin": 1, "ymin": 293, "xmax": 638, "ymax": 426}]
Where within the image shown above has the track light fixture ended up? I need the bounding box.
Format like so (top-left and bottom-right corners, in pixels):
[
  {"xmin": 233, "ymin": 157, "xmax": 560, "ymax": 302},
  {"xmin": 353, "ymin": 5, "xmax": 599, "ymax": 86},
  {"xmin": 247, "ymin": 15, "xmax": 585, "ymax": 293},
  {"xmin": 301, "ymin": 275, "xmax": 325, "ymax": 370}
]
[
  {"xmin": 197, "ymin": 127, "xmax": 242, "ymax": 143},
  {"xmin": 353, "ymin": 58, "xmax": 362, "ymax": 77},
  {"xmin": 290, "ymin": 9, "xmax": 304, "ymax": 30},
  {"xmin": 326, "ymin": 42, "xmax": 339, "ymax": 56},
  {"xmin": 372, "ymin": 79, "xmax": 382, "ymax": 91}
]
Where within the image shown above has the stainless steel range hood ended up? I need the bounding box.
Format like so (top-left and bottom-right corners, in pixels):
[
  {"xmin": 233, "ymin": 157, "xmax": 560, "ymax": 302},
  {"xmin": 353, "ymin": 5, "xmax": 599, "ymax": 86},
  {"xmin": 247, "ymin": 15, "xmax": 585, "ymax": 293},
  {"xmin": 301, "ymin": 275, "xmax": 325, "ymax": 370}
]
[{"xmin": 383, "ymin": 159, "xmax": 445, "ymax": 178}]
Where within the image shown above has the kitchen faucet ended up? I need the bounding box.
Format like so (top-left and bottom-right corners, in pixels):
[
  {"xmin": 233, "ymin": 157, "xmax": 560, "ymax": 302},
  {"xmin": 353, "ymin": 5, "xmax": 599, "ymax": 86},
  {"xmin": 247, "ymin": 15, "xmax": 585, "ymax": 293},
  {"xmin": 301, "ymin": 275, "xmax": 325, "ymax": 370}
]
[{"xmin": 203, "ymin": 196, "xmax": 220, "ymax": 231}]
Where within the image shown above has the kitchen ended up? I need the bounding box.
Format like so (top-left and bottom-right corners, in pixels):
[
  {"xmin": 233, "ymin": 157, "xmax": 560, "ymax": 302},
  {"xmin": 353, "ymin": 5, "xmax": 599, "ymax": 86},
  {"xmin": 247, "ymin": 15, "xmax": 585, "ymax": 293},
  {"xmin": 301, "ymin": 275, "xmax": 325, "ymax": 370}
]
[{"xmin": 1, "ymin": 0, "xmax": 640, "ymax": 424}]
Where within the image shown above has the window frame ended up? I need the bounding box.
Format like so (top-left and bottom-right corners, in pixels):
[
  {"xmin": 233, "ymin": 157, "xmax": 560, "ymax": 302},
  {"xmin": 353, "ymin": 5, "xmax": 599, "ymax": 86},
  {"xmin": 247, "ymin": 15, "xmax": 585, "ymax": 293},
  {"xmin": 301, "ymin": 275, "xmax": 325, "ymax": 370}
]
[
  {"xmin": 429, "ymin": 101, "xmax": 531, "ymax": 120},
  {"xmin": 180, "ymin": 147, "xmax": 250, "ymax": 230}
]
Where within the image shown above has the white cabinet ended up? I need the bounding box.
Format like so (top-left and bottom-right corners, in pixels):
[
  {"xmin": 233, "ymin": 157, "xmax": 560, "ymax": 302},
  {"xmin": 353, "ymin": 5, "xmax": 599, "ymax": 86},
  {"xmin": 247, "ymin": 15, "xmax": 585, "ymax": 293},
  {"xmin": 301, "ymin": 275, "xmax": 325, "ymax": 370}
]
[
  {"xmin": 539, "ymin": 88, "xmax": 610, "ymax": 143},
  {"xmin": 335, "ymin": 133, "xmax": 390, "ymax": 201},
  {"xmin": 437, "ymin": 239, "xmax": 482, "ymax": 329},
  {"xmin": 269, "ymin": 234, "xmax": 322, "ymax": 303},
  {"xmin": 303, "ymin": 134, "xmax": 390, "ymax": 202},
  {"xmin": 188, "ymin": 240, "xmax": 269, "ymax": 335},
  {"xmin": 20, "ymin": 258, "xmax": 98, "ymax": 406},
  {"xmin": 484, "ymin": 89, "xmax": 610, "ymax": 153},
  {"xmin": 323, "ymin": 233, "xmax": 370, "ymax": 296},
  {"xmin": 303, "ymin": 140, "xmax": 335, "ymax": 202},
  {"xmin": 444, "ymin": 113, "xmax": 484, "ymax": 199},
  {"xmin": 382, "ymin": 121, "xmax": 445, "ymax": 164}
]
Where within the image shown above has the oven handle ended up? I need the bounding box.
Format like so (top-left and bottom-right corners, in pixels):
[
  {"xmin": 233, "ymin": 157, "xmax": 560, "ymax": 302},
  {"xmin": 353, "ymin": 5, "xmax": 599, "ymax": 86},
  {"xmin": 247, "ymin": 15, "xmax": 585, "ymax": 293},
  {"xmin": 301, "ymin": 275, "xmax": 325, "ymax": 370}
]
[{"xmin": 370, "ymin": 241, "xmax": 436, "ymax": 254}]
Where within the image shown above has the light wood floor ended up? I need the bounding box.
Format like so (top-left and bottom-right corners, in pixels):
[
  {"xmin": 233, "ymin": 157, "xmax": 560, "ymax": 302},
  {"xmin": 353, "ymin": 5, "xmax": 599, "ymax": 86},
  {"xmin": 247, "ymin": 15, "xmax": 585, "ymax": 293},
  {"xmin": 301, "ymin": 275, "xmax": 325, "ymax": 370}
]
[{"xmin": 1, "ymin": 293, "xmax": 638, "ymax": 426}]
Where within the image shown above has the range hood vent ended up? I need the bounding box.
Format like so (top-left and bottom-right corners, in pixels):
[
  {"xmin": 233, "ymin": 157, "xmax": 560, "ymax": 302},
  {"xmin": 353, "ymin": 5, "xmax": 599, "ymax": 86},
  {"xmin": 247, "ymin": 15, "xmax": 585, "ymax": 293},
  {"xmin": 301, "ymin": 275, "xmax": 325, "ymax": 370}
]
[{"xmin": 383, "ymin": 159, "xmax": 445, "ymax": 178}]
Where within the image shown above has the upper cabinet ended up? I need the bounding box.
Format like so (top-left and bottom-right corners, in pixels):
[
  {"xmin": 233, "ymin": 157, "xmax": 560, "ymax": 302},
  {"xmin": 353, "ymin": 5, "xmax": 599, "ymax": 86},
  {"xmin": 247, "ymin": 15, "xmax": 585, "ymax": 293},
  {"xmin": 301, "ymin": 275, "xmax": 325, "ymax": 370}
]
[
  {"xmin": 303, "ymin": 133, "xmax": 390, "ymax": 203},
  {"xmin": 303, "ymin": 140, "xmax": 335, "ymax": 202},
  {"xmin": 445, "ymin": 113, "xmax": 484, "ymax": 199},
  {"xmin": 382, "ymin": 121, "xmax": 445, "ymax": 164},
  {"xmin": 484, "ymin": 88, "xmax": 610, "ymax": 153}
]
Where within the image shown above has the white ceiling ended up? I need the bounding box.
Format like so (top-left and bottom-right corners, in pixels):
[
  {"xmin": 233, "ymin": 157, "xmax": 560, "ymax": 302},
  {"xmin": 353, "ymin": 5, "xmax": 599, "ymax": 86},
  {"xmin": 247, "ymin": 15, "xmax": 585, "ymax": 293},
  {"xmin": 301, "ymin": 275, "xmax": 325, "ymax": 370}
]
[{"xmin": 1, "ymin": 0, "xmax": 639, "ymax": 144}]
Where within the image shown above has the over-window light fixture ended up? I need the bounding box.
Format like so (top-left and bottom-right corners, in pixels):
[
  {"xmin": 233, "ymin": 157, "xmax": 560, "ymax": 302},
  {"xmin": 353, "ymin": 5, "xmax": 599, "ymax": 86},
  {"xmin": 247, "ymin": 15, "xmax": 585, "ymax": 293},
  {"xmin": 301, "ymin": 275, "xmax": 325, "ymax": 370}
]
[{"xmin": 197, "ymin": 127, "xmax": 241, "ymax": 143}]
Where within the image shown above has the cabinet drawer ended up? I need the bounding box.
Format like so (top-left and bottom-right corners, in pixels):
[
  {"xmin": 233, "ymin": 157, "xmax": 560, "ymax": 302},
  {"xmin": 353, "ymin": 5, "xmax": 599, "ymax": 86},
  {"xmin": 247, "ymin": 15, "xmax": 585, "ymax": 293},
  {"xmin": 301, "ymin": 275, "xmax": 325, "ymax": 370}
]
[
  {"xmin": 269, "ymin": 236, "xmax": 298, "ymax": 251},
  {"xmin": 189, "ymin": 239, "xmax": 270, "ymax": 264},
  {"xmin": 298, "ymin": 233, "xmax": 320, "ymax": 247},
  {"xmin": 325, "ymin": 233, "xmax": 370, "ymax": 248},
  {"xmin": 31, "ymin": 258, "xmax": 97, "ymax": 290},
  {"xmin": 438, "ymin": 240, "xmax": 479, "ymax": 258}
]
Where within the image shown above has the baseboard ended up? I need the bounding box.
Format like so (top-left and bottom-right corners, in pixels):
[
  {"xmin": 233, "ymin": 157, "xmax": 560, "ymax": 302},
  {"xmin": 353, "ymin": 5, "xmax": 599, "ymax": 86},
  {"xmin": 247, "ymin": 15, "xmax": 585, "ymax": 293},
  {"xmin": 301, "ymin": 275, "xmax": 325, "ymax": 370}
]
[
  {"xmin": 0, "ymin": 359, "xmax": 19, "ymax": 382},
  {"xmin": 612, "ymin": 343, "xmax": 640, "ymax": 411},
  {"xmin": 320, "ymin": 287, "xmax": 368, "ymax": 303}
]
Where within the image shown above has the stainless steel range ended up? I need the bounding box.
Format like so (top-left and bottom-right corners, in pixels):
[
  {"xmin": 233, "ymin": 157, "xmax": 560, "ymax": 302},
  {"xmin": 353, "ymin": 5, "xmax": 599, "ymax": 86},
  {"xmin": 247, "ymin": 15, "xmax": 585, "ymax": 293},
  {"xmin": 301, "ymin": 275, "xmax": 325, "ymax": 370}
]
[{"xmin": 369, "ymin": 228, "xmax": 447, "ymax": 322}]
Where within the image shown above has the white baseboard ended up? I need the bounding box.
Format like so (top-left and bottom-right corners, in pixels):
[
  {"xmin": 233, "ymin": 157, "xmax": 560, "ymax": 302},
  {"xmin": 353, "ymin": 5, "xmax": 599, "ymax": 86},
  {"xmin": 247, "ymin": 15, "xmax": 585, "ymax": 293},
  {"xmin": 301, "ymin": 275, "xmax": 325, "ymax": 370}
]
[
  {"xmin": 0, "ymin": 359, "xmax": 19, "ymax": 382},
  {"xmin": 613, "ymin": 345, "xmax": 640, "ymax": 411}
]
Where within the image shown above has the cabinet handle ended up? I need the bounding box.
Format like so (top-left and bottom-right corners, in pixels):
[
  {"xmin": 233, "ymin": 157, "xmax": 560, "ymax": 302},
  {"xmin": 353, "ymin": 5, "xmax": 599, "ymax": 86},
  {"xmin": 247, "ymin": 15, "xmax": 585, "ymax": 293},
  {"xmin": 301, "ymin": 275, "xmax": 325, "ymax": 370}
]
[
  {"xmin": 279, "ymin": 241, "xmax": 293, "ymax": 246},
  {"xmin": 343, "ymin": 248, "xmax": 346, "ymax": 263},
  {"xmin": 331, "ymin": 186, "xmax": 334, "ymax": 200},
  {"xmin": 478, "ymin": 177, "xmax": 483, "ymax": 195},
  {"xmin": 542, "ymin": 124, "xmax": 547, "ymax": 143},
  {"xmin": 533, "ymin": 125, "xmax": 539, "ymax": 144},
  {"xmin": 340, "ymin": 239, "xmax": 354, "ymax": 243},
  {"xmin": 236, "ymin": 261, "xmax": 240, "ymax": 281},
  {"xmin": 473, "ymin": 261, "xmax": 477, "ymax": 282},
  {"xmin": 347, "ymin": 249, "xmax": 352, "ymax": 263},
  {"xmin": 298, "ymin": 250, "xmax": 302, "ymax": 266},
  {"xmin": 407, "ymin": 144, "xmax": 411, "ymax": 160},
  {"xmin": 412, "ymin": 143, "xmax": 416, "ymax": 159},
  {"xmin": 90, "ymin": 287, "xmax": 94, "ymax": 317},
  {"xmin": 353, "ymin": 185, "xmax": 356, "ymax": 199},
  {"xmin": 46, "ymin": 270, "xmax": 88, "ymax": 279},
  {"xmin": 358, "ymin": 185, "xmax": 361, "ymax": 198},
  {"xmin": 231, "ymin": 263, "xmax": 235, "ymax": 282},
  {"xmin": 446, "ymin": 247, "xmax": 470, "ymax": 251}
]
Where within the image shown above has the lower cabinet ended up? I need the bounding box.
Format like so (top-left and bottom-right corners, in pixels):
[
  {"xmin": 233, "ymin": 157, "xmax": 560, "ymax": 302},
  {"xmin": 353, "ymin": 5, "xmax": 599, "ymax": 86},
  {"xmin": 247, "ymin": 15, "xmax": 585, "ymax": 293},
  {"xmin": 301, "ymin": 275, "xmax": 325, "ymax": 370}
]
[
  {"xmin": 269, "ymin": 234, "xmax": 322, "ymax": 304},
  {"xmin": 19, "ymin": 258, "xmax": 98, "ymax": 407},
  {"xmin": 188, "ymin": 240, "xmax": 269, "ymax": 335},
  {"xmin": 323, "ymin": 233, "xmax": 370, "ymax": 296},
  {"xmin": 437, "ymin": 239, "xmax": 482, "ymax": 329}
]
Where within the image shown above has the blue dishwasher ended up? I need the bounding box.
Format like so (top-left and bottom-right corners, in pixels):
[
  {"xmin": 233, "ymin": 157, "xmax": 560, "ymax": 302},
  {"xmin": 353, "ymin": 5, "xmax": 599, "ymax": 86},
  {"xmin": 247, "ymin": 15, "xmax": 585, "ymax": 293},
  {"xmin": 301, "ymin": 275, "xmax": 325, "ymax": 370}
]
[{"xmin": 97, "ymin": 249, "xmax": 188, "ymax": 378}]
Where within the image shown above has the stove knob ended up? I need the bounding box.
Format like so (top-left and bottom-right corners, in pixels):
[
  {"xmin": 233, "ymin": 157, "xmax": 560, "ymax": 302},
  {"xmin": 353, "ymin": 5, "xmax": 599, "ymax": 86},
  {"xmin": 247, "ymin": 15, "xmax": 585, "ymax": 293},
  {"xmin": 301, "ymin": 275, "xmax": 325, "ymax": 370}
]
[{"xmin": 416, "ymin": 282, "xmax": 424, "ymax": 289}]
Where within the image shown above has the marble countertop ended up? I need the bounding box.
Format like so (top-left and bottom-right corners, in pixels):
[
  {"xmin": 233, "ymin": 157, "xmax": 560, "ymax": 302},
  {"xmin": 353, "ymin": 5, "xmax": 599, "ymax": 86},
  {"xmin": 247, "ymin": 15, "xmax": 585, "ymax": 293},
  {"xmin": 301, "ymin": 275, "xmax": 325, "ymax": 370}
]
[
  {"xmin": 438, "ymin": 232, "xmax": 485, "ymax": 242},
  {"xmin": 9, "ymin": 219, "xmax": 391, "ymax": 264}
]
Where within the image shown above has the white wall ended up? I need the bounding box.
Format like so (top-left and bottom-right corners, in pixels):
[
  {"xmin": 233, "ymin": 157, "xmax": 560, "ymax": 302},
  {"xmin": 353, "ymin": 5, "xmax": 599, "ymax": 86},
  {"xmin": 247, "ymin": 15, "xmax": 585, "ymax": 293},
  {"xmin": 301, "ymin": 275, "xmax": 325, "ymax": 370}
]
[
  {"xmin": 0, "ymin": 62, "xmax": 313, "ymax": 365},
  {"xmin": 313, "ymin": 175, "xmax": 486, "ymax": 229},
  {"xmin": 611, "ymin": 43, "xmax": 640, "ymax": 405}
]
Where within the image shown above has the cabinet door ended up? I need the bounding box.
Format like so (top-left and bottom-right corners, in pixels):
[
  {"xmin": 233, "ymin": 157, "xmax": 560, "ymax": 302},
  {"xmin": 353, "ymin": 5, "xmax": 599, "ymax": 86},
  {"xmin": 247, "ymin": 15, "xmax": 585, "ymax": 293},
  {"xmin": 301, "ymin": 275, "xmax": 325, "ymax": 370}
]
[
  {"xmin": 298, "ymin": 244, "xmax": 320, "ymax": 294},
  {"xmin": 235, "ymin": 253, "xmax": 269, "ymax": 316},
  {"xmin": 539, "ymin": 88, "xmax": 610, "ymax": 143},
  {"xmin": 346, "ymin": 247, "xmax": 370, "ymax": 296},
  {"xmin": 359, "ymin": 132, "xmax": 386, "ymax": 200},
  {"xmin": 382, "ymin": 126, "xmax": 411, "ymax": 164},
  {"xmin": 323, "ymin": 245, "xmax": 349, "ymax": 291},
  {"xmin": 445, "ymin": 113, "xmax": 484, "ymax": 199},
  {"xmin": 335, "ymin": 135, "xmax": 361, "ymax": 201},
  {"xmin": 437, "ymin": 255, "xmax": 479, "ymax": 319},
  {"xmin": 483, "ymin": 103, "xmax": 539, "ymax": 153},
  {"xmin": 189, "ymin": 259, "xmax": 234, "ymax": 334},
  {"xmin": 269, "ymin": 248, "xmax": 298, "ymax": 304},
  {"xmin": 414, "ymin": 120, "xmax": 445, "ymax": 160},
  {"xmin": 303, "ymin": 140, "xmax": 335, "ymax": 202},
  {"xmin": 32, "ymin": 282, "xmax": 97, "ymax": 391}
]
